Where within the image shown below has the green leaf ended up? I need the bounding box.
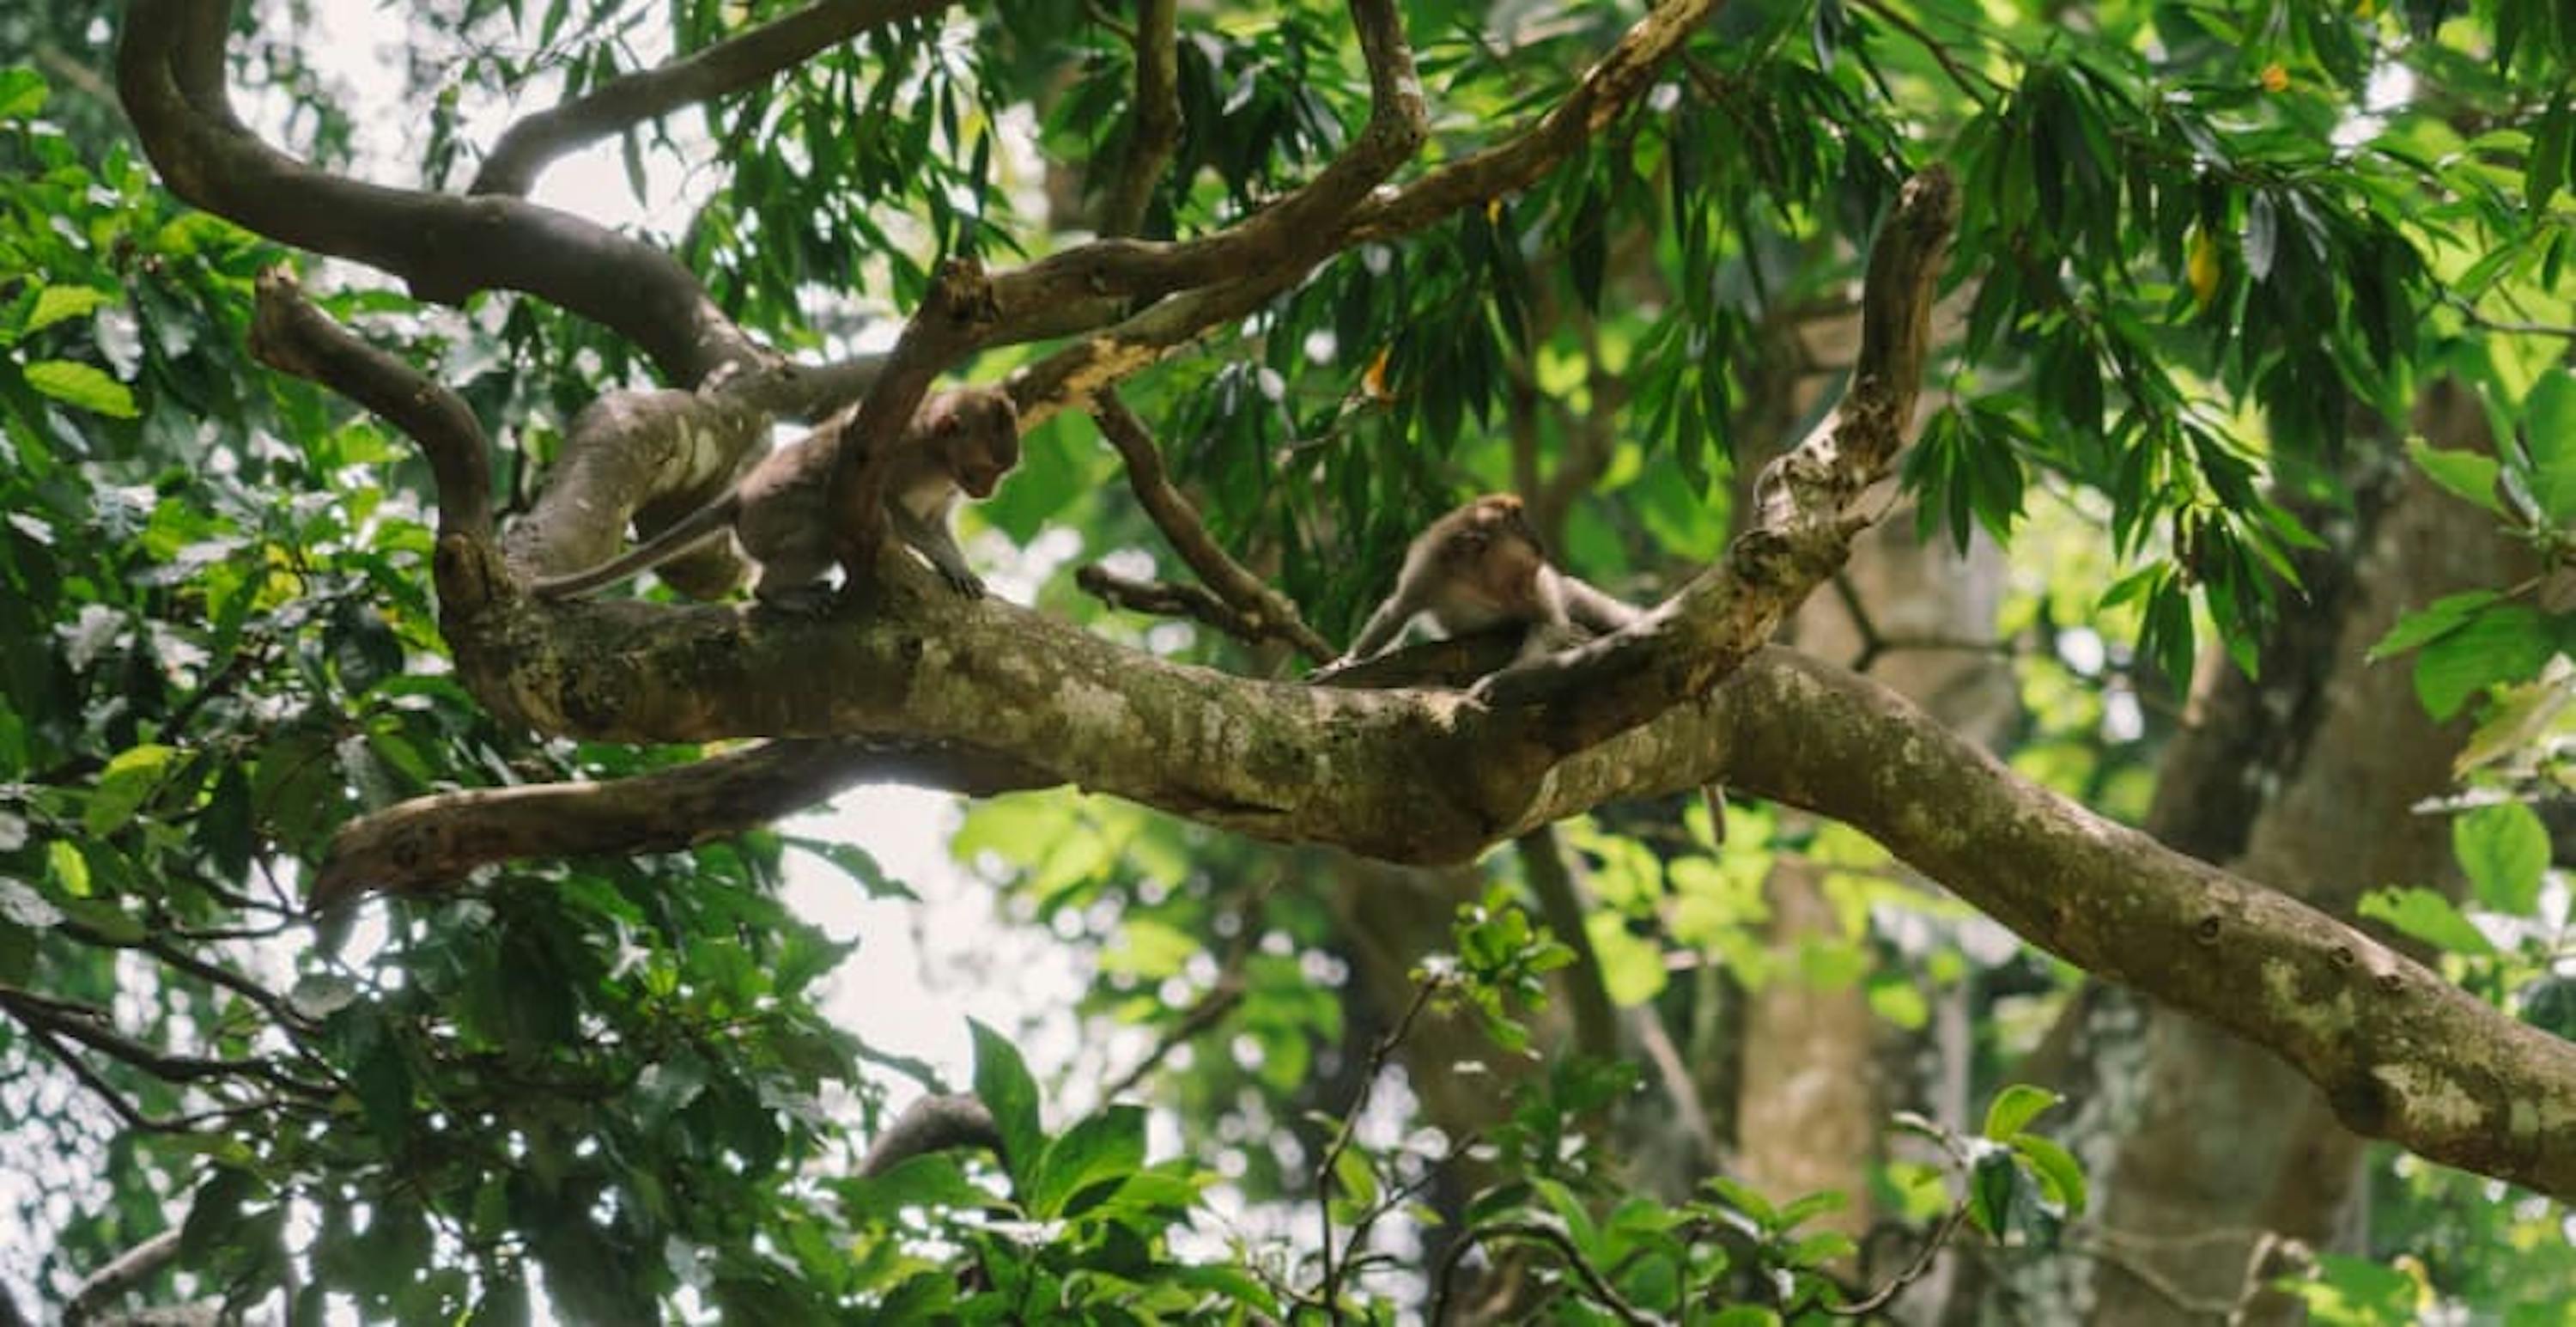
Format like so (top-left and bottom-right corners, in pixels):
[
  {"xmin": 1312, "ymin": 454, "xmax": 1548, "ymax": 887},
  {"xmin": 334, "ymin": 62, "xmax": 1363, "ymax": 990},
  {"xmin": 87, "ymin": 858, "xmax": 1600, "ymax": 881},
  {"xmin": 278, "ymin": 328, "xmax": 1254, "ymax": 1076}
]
[
  {"xmin": 2413, "ymin": 603, "xmax": 2556, "ymax": 719},
  {"xmin": 2369, "ymin": 591, "xmax": 2500, "ymax": 660},
  {"xmin": 24, "ymin": 286, "xmax": 114, "ymax": 338},
  {"xmin": 2358, "ymin": 886, "xmax": 2495, "ymax": 956},
  {"xmin": 969, "ymin": 1020, "xmax": 1045, "ymax": 1188},
  {"xmin": 2406, "ymin": 439, "xmax": 2504, "ymax": 517},
  {"xmin": 1981, "ymin": 1084, "xmax": 2059, "ymax": 1141},
  {"xmin": 2532, "ymin": 94, "xmax": 2572, "ymax": 216},
  {"xmin": 2523, "ymin": 369, "xmax": 2576, "ymax": 526},
  {"xmin": 25, "ymin": 360, "xmax": 139, "ymax": 418},
  {"xmin": 1966, "ymin": 1145, "xmax": 2019, "ymax": 1238},
  {"xmin": 86, "ymin": 742, "xmax": 177, "ymax": 836},
  {"xmin": 2009, "ymin": 1133, "xmax": 2088, "ymax": 1216},
  {"xmin": 1028, "ymin": 1105, "xmax": 1146, "ymax": 1219},
  {"xmin": 0, "ymin": 68, "xmax": 46, "ymax": 120},
  {"xmin": 2454, "ymin": 801, "xmax": 2549, "ymax": 916}
]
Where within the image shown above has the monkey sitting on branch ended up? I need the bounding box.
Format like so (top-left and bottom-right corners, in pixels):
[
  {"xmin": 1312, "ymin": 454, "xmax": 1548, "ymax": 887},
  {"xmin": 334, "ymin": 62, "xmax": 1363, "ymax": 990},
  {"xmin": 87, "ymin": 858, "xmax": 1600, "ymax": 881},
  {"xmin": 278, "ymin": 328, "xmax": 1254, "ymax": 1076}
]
[
  {"xmin": 532, "ymin": 387, "xmax": 1021, "ymax": 612},
  {"xmin": 1321, "ymin": 493, "xmax": 1641, "ymax": 675}
]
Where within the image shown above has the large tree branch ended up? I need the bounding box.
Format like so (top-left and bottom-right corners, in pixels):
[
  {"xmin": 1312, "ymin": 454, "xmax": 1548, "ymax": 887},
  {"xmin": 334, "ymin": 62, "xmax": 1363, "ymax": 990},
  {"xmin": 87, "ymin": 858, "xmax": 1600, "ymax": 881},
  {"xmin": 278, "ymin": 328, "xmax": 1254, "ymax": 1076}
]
[
  {"xmin": 469, "ymin": 0, "xmax": 955, "ymax": 198},
  {"xmin": 331, "ymin": 560, "xmax": 2576, "ymax": 1199},
  {"xmin": 118, "ymin": 0, "xmax": 772, "ymax": 386},
  {"xmin": 314, "ymin": 737, "xmax": 1044, "ymax": 907}
]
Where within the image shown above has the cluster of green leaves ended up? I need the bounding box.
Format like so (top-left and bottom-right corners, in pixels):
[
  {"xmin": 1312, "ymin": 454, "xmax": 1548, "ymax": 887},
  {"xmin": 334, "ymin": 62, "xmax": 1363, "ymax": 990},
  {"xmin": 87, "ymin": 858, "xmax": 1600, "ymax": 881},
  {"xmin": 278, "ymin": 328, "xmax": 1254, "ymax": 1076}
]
[{"xmin": 0, "ymin": 64, "xmax": 916, "ymax": 1319}]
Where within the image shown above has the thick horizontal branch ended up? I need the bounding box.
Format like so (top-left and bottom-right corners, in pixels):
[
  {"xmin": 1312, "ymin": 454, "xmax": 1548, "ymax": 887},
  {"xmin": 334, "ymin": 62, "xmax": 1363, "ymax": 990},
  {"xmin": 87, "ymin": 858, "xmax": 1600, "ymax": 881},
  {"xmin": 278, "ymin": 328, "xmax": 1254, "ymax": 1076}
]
[
  {"xmin": 118, "ymin": 0, "xmax": 771, "ymax": 386},
  {"xmin": 471, "ymin": 0, "xmax": 953, "ymax": 198},
  {"xmin": 317, "ymin": 737, "xmax": 1044, "ymax": 906},
  {"xmin": 413, "ymin": 563, "xmax": 2576, "ymax": 1199}
]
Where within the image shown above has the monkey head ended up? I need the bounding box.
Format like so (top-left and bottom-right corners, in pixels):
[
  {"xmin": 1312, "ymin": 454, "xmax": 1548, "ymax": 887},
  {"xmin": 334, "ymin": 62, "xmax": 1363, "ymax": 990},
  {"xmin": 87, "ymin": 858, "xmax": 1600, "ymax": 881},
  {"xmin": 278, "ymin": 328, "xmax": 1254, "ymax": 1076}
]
[
  {"xmin": 924, "ymin": 390, "xmax": 1022, "ymax": 499},
  {"xmin": 1446, "ymin": 493, "xmax": 1546, "ymax": 589}
]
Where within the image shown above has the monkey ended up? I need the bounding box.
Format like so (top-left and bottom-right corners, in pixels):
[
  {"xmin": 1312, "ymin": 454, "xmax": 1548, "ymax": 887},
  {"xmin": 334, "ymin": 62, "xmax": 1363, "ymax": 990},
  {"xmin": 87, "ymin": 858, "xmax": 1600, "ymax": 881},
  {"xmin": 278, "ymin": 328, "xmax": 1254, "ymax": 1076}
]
[
  {"xmin": 1323, "ymin": 493, "xmax": 1639, "ymax": 673},
  {"xmin": 532, "ymin": 387, "xmax": 1020, "ymax": 612},
  {"xmin": 1324, "ymin": 492, "xmax": 1730, "ymax": 842}
]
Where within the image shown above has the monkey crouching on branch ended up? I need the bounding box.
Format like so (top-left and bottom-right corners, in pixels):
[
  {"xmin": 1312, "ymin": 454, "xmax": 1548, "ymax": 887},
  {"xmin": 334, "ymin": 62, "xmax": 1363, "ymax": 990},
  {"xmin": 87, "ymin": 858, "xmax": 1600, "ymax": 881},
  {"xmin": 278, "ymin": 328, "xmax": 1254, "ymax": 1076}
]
[
  {"xmin": 1323, "ymin": 493, "xmax": 1641, "ymax": 673},
  {"xmin": 531, "ymin": 387, "xmax": 1021, "ymax": 612}
]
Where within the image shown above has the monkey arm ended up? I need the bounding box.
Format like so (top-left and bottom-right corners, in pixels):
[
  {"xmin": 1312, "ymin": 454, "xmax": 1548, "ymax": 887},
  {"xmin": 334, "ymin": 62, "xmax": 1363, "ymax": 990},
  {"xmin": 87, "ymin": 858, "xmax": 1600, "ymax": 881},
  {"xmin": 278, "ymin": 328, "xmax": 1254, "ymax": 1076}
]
[
  {"xmin": 1340, "ymin": 589, "xmax": 1424, "ymax": 665},
  {"xmin": 886, "ymin": 499, "xmax": 984, "ymax": 598},
  {"xmin": 530, "ymin": 495, "xmax": 738, "ymax": 599},
  {"xmin": 1559, "ymin": 575, "xmax": 1641, "ymax": 636}
]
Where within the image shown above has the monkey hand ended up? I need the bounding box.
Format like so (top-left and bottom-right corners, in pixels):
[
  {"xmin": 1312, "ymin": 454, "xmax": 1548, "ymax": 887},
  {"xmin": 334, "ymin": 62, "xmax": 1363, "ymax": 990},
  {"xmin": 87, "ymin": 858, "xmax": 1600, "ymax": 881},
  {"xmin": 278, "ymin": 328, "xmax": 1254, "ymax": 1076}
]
[{"xmin": 939, "ymin": 566, "xmax": 987, "ymax": 598}]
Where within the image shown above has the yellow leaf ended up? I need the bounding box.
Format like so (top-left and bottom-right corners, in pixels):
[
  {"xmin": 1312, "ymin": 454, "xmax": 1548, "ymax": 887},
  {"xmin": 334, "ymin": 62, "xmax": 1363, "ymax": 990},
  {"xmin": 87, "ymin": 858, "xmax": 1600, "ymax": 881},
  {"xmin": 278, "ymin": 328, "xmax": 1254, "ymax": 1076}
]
[
  {"xmin": 1362, "ymin": 346, "xmax": 1393, "ymax": 401},
  {"xmin": 2187, "ymin": 226, "xmax": 2221, "ymax": 308}
]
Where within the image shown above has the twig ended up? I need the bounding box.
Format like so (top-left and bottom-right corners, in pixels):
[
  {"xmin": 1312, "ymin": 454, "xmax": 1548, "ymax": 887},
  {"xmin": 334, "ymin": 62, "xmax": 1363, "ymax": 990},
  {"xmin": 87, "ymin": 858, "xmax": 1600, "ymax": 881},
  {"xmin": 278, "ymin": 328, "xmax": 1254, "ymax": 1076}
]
[
  {"xmin": 1075, "ymin": 567, "xmax": 1279, "ymax": 649},
  {"xmin": 1849, "ymin": 0, "xmax": 2005, "ymax": 107},
  {"xmin": 1826, "ymin": 1201, "xmax": 1969, "ymax": 1317},
  {"xmin": 1091, "ymin": 392, "xmax": 1335, "ymax": 660},
  {"xmin": 471, "ymin": 0, "xmax": 954, "ymax": 197},
  {"xmin": 1315, "ymin": 977, "xmax": 1443, "ymax": 1321},
  {"xmin": 1429, "ymin": 1220, "xmax": 1655, "ymax": 1326},
  {"xmin": 1100, "ymin": 971, "xmax": 1246, "ymax": 1100}
]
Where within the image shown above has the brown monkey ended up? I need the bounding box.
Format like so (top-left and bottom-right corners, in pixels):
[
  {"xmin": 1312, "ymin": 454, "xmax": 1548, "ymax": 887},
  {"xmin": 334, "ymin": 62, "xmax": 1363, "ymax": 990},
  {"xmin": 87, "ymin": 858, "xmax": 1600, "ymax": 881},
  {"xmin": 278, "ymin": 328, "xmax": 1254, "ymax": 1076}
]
[
  {"xmin": 1325, "ymin": 493, "xmax": 1638, "ymax": 672},
  {"xmin": 532, "ymin": 387, "xmax": 1020, "ymax": 611}
]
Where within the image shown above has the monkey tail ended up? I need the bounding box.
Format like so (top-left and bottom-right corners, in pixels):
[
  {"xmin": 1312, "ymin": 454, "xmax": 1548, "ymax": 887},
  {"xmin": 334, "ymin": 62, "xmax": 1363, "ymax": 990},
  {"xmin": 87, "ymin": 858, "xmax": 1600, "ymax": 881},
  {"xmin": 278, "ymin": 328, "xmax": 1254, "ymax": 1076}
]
[{"xmin": 528, "ymin": 496, "xmax": 738, "ymax": 600}]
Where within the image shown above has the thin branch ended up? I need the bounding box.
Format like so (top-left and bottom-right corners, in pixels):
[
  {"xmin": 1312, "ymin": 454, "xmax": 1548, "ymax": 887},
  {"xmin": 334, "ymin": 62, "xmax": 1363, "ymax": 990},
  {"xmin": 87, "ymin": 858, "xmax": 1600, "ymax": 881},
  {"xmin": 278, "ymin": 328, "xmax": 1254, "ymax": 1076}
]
[
  {"xmin": 1075, "ymin": 566, "xmax": 1289, "ymax": 653},
  {"xmin": 1015, "ymin": 0, "xmax": 1725, "ymax": 423},
  {"xmin": 1826, "ymin": 1201, "xmax": 1968, "ymax": 1316},
  {"xmin": 1315, "ymin": 977, "xmax": 1442, "ymax": 1321},
  {"xmin": 1101, "ymin": 971, "xmax": 1247, "ymax": 1101},
  {"xmin": 471, "ymin": 0, "xmax": 953, "ymax": 197},
  {"xmin": 1096, "ymin": 0, "xmax": 1182, "ymax": 238},
  {"xmin": 1090, "ymin": 392, "xmax": 1334, "ymax": 660},
  {"xmin": 1429, "ymin": 1220, "xmax": 1655, "ymax": 1327},
  {"xmin": 0, "ymin": 986, "xmax": 321, "ymax": 1095},
  {"xmin": 248, "ymin": 268, "xmax": 495, "ymax": 539},
  {"xmin": 1849, "ymin": 0, "xmax": 2005, "ymax": 107}
]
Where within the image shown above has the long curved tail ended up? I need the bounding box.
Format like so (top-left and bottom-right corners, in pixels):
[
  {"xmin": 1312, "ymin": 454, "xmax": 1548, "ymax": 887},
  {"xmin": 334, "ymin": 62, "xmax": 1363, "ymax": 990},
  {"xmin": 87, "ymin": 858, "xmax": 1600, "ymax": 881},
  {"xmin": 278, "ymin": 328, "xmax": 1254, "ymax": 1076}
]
[{"xmin": 530, "ymin": 496, "xmax": 738, "ymax": 600}]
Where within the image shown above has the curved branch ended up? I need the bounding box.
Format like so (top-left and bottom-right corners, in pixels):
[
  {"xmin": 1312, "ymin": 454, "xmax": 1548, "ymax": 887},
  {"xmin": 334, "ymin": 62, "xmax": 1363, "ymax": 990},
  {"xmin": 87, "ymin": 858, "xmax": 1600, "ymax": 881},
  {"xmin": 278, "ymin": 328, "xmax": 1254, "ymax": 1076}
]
[
  {"xmin": 118, "ymin": 0, "xmax": 771, "ymax": 386},
  {"xmin": 315, "ymin": 737, "xmax": 1045, "ymax": 906},
  {"xmin": 1075, "ymin": 566, "xmax": 1287, "ymax": 652},
  {"xmin": 471, "ymin": 0, "xmax": 954, "ymax": 198},
  {"xmin": 247, "ymin": 269, "xmax": 495, "ymax": 539},
  {"xmin": 1428, "ymin": 1220, "xmax": 1653, "ymax": 1326}
]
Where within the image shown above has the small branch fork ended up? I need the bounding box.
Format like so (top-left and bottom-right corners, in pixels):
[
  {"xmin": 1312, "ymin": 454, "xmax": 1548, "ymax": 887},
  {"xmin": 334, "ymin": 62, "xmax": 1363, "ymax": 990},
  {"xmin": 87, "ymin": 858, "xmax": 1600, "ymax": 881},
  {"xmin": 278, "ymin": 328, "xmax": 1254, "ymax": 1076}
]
[
  {"xmin": 469, "ymin": 0, "xmax": 955, "ymax": 198},
  {"xmin": 1079, "ymin": 392, "xmax": 1334, "ymax": 660}
]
